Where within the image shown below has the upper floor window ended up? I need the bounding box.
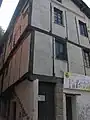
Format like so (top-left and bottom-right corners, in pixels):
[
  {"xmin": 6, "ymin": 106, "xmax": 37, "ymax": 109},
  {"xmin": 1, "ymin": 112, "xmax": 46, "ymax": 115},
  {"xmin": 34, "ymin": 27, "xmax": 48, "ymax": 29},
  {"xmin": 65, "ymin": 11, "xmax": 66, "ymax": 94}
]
[
  {"xmin": 79, "ymin": 20, "xmax": 88, "ymax": 37},
  {"xmin": 57, "ymin": 0, "xmax": 62, "ymax": 3},
  {"xmin": 83, "ymin": 50, "xmax": 90, "ymax": 67},
  {"xmin": 55, "ymin": 39, "xmax": 67, "ymax": 60},
  {"xmin": 54, "ymin": 8, "xmax": 63, "ymax": 25}
]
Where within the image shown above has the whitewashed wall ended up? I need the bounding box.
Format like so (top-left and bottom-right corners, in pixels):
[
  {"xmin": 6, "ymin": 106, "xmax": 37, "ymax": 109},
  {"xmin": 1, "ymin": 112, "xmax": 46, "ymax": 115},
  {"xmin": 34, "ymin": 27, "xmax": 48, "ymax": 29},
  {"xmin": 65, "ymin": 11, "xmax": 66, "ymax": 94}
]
[
  {"xmin": 32, "ymin": 0, "xmax": 90, "ymax": 77},
  {"xmin": 33, "ymin": 31, "xmax": 67, "ymax": 77},
  {"xmin": 52, "ymin": 2, "xmax": 67, "ymax": 38},
  {"xmin": 33, "ymin": 31, "xmax": 53, "ymax": 76},
  {"xmin": 63, "ymin": 89, "xmax": 90, "ymax": 120},
  {"xmin": 31, "ymin": 0, "xmax": 50, "ymax": 32},
  {"xmin": 77, "ymin": 91, "xmax": 90, "ymax": 120},
  {"xmin": 51, "ymin": 0, "xmax": 90, "ymax": 47},
  {"xmin": 67, "ymin": 43, "xmax": 84, "ymax": 74}
]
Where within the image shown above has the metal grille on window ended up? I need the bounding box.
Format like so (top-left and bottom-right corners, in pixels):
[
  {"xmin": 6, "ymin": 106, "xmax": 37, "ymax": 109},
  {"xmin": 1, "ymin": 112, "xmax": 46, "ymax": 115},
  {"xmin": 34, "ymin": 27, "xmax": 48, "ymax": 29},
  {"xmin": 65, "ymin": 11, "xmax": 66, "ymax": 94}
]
[
  {"xmin": 79, "ymin": 20, "xmax": 88, "ymax": 37},
  {"xmin": 84, "ymin": 51, "xmax": 90, "ymax": 67},
  {"xmin": 54, "ymin": 8, "xmax": 63, "ymax": 25}
]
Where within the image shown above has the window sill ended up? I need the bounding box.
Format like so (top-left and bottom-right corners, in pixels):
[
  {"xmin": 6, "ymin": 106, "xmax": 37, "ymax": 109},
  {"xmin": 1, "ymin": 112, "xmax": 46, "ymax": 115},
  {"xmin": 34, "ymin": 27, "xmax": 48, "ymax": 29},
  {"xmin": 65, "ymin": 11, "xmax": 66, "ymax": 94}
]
[
  {"xmin": 55, "ymin": 57, "xmax": 67, "ymax": 62},
  {"xmin": 54, "ymin": 22, "xmax": 65, "ymax": 27},
  {"xmin": 80, "ymin": 34, "xmax": 88, "ymax": 38}
]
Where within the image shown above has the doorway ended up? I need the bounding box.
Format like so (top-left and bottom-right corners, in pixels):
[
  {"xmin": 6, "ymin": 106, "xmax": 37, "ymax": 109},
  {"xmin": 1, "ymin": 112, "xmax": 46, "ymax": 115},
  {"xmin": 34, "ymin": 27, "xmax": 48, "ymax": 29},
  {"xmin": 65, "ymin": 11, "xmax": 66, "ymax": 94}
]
[
  {"xmin": 66, "ymin": 94, "xmax": 77, "ymax": 120},
  {"xmin": 38, "ymin": 82, "xmax": 55, "ymax": 120},
  {"xmin": 66, "ymin": 95, "xmax": 73, "ymax": 120}
]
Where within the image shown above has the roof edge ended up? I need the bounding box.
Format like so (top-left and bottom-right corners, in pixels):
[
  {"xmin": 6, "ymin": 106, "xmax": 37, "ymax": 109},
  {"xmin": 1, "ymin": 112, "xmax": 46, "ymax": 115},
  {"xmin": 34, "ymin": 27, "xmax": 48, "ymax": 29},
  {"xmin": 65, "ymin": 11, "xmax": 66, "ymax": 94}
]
[{"xmin": 72, "ymin": 0, "xmax": 90, "ymax": 18}]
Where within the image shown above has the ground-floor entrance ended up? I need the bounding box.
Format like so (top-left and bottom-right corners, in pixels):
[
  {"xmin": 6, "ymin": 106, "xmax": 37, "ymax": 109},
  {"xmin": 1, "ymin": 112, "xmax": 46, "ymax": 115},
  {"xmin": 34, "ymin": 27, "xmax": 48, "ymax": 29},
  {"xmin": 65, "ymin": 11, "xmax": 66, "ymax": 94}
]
[
  {"xmin": 0, "ymin": 79, "xmax": 64, "ymax": 120},
  {"xmin": 38, "ymin": 82, "xmax": 55, "ymax": 120}
]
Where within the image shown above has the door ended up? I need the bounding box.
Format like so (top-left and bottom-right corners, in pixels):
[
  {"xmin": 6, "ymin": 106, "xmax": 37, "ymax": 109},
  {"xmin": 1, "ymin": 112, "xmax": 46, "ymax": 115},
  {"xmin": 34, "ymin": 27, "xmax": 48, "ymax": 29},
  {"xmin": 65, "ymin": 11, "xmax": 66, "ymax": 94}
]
[
  {"xmin": 66, "ymin": 95, "xmax": 73, "ymax": 120},
  {"xmin": 38, "ymin": 82, "xmax": 55, "ymax": 120}
]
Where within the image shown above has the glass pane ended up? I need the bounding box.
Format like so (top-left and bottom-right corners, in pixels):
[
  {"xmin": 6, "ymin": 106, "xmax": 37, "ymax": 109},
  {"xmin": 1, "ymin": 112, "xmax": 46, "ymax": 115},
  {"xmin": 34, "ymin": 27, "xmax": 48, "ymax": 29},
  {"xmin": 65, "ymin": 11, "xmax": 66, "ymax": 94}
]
[
  {"xmin": 80, "ymin": 24, "xmax": 84, "ymax": 35},
  {"xmin": 54, "ymin": 8, "xmax": 63, "ymax": 25},
  {"xmin": 84, "ymin": 52, "xmax": 90, "ymax": 67},
  {"xmin": 54, "ymin": 11, "xmax": 58, "ymax": 23},
  {"xmin": 59, "ymin": 43, "xmax": 64, "ymax": 53},
  {"xmin": 84, "ymin": 24, "xmax": 88, "ymax": 37},
  {"xmin": 55, "ymin": 42, "xmax": 60, "ymax": 57}
]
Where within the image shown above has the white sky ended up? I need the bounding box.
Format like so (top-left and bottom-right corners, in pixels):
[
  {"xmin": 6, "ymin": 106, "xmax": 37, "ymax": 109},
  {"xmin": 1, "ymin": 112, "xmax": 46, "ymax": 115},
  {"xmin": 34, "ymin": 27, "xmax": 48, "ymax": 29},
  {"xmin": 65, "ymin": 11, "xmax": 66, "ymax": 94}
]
[
  {"xmin": 0, "ymin": 0, "xmax": 19, "ymax": 30},
  {"xmin": 0, "ymin": 0, "xmax": 90, "ymax": 30}
]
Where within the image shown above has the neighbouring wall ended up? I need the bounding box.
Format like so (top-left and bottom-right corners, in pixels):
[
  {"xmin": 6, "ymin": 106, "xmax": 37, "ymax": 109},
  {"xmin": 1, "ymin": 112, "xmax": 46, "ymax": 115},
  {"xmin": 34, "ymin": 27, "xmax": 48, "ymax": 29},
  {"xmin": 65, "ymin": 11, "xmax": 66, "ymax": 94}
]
[
  {"xmin": 77, "ymin": 91, "xmax": 90, "ymax": 120},
  {"xmin": 63, "ymin": 89, "xmax": 90, "ymax": 120}
]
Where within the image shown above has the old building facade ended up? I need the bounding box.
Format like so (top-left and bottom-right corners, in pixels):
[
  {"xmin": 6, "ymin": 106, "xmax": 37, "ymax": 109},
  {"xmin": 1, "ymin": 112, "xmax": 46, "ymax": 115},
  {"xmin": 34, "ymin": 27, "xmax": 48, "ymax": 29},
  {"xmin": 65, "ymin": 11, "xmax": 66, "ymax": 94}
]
[{"xmin": 0, "ymin": 0, "xmax": 90, "ymax": 120}]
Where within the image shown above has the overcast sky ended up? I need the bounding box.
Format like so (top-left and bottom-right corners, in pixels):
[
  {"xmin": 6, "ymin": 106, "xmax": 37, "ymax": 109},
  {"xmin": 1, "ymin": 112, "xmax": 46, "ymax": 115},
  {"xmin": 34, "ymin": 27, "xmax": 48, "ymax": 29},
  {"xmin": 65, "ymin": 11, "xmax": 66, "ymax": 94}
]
[{"xmin": 0, "ymin": 0, "xmax": 90, "ymax": 30}]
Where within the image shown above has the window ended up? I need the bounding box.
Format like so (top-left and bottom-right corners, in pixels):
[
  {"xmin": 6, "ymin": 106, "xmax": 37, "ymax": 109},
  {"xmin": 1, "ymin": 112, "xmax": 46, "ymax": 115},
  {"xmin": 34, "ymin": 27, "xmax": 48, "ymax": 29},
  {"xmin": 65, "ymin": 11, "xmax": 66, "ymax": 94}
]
[
  {"xmin": 79, "ymin": 20, "xmax": 88, "ymax": 37},
  {"xmin": 54, "ymin": 8, "xmax": 63, "ymax": 25},
  {"xmin": 55, "ymin": 39, "xmax": 67, "ymax": 60},
  {"xmin": 57, "ymin": 0, "xmax": 62, "ymax": 3},
  {"xmin": 83, "ymin": 50, "xmax": 90, "ymax": 67}
]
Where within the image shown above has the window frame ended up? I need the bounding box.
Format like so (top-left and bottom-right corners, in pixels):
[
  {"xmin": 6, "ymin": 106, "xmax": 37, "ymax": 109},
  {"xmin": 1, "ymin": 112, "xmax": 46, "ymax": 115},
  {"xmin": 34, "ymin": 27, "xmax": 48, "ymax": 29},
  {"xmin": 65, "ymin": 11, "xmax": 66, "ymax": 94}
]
[
  {"xmin": 54, "ymin": 7, "xmax": 64, "ymax": 26},
  {"xmin": 83, "ymin": 49, "xmax": 90, "ymax": 67},
  {"xmin": 79, "ymin": 20, "xmax": 88, "ymax": 37},
  {"xmin": 57, "ymin": 0, "xmax": 62, "ymax": 3},
  {"xmin": 55, "ymin": 38, "xmax": 67, "ymax": 60}
]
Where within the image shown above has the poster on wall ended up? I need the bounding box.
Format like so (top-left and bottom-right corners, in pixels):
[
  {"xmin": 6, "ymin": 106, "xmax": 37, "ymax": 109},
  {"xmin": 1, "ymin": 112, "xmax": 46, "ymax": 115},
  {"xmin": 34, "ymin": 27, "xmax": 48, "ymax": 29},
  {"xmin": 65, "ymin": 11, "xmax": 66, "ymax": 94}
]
[{"xmin": 64, "ymin": 72, "xmax": 90, "ymax": 91}]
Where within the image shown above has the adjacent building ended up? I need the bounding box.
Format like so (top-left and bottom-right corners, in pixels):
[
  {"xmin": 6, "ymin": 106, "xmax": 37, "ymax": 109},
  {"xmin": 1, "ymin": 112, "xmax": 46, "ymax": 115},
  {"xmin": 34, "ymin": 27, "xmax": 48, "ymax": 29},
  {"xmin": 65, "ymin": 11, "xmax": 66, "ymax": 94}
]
[
  {"xmin": 0, "ymin": 0, "xmax": 90, "ymax": 120},
  {"xmin": 0, "ymin": 0, "xmax": 3, "ymax": 7}
]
